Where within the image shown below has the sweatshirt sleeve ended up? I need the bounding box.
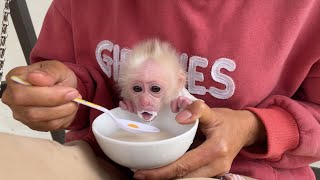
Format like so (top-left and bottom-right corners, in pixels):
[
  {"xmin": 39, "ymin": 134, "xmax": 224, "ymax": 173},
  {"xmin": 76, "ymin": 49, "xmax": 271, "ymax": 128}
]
[
  {"xmin": 30, "ymin": 0, "xmax": 102, "ymax": 131},
  {"xmin": 241, "ymin": 60, "xmax": 320, "ymax": 169}
]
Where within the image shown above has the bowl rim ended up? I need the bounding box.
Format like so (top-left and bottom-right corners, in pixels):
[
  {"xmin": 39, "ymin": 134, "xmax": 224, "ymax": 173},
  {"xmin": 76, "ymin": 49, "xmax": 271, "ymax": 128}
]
[{"xmin": 92, "ymin": 113, "xmax": 199, "ymax": 146}]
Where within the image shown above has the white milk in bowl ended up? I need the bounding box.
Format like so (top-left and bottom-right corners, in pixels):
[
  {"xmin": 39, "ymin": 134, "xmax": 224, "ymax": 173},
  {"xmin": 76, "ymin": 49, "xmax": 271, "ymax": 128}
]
[{"xmin": 108, "ymin": 129, "xmax": 174, "ymax": 142}]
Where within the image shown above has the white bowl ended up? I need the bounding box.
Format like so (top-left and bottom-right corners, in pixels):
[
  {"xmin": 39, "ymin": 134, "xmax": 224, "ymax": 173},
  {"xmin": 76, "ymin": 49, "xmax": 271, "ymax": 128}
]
[{"xmin": 92, "ymin": 107, "xmax": 198, "ymax": 170}]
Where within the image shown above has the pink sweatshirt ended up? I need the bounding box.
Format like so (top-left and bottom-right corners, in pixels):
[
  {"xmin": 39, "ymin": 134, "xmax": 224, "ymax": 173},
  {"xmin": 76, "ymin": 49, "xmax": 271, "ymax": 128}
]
[{"xmin": 30, "ymin": 0, "xmax": 320, "ymax": 179}]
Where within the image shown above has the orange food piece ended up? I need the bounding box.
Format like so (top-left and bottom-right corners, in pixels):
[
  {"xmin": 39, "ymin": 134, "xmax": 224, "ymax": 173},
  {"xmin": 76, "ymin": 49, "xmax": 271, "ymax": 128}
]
[{"xmin": 127, "ymin": 123, "xmax": 139, "ymax": 128}]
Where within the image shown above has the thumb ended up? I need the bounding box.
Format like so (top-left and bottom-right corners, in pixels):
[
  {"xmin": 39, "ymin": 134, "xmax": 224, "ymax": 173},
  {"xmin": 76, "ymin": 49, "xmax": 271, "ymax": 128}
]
[
  {"xmin": 26, "ymin": 60, "xmax": 77, "ymax": 87},
  {"xmin": 176, "ymin": 100, "xmax": 214, "ymax": 125}
]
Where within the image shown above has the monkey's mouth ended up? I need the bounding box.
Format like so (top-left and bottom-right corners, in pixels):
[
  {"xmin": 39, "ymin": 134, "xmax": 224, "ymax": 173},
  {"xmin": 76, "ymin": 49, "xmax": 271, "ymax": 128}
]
[{"xmin": 137, "ymin": 111, "xmax": 158, "ymax": 122}]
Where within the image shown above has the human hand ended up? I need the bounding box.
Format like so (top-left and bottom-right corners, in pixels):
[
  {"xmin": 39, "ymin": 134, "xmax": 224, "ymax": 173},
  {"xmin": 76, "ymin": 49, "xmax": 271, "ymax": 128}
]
[
  {"xmin": 133, "ymin": 100, "xmax": 266, "ymax": 179},
  {"xmin": 2, "ymin": 60, "xmax": 80, "ymax": 131}
]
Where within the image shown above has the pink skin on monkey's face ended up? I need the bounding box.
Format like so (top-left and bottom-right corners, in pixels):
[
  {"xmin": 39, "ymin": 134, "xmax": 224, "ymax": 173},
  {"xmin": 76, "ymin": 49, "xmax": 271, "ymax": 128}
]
[
  {"xmin": 128, "ymin": 61, "xmax": 169, "ymax": 121},
  {"xmin": 130, "ymin": 82, "xmax": 165, "ymax": 121}
]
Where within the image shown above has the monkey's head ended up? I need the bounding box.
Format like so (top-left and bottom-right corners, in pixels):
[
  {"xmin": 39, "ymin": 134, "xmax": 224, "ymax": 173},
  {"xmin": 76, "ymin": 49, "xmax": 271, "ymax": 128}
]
[{"xmin": 118, "ymin": 39, "xmax": 186, "ymax": 121}]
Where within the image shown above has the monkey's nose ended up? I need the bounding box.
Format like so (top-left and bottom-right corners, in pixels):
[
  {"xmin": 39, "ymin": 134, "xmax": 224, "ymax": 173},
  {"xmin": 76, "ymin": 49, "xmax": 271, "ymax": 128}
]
[{"xmin": 139, "ymin": 96, "xmax": 152, "ymax": 106}]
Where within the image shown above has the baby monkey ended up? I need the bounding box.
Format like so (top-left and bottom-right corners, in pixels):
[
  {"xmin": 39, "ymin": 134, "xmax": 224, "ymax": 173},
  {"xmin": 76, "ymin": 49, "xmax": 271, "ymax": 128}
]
[{"xmin": 118, "ymin": 39, "xmax": 193, "ymax": 121}]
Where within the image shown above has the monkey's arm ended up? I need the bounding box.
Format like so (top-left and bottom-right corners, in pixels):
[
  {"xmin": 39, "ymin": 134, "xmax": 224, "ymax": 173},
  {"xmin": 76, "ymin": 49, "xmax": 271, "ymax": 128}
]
[
  {"xmin": 179, "ymin": 87, "xmax": 198, "ymax": 101},
  {"xmin": 170, "ymin": 88, "xmax": 198, "ymax": 113},
  {"xmin": 119, "ymin": 99, "xmax": 136, "ymax": 113}
]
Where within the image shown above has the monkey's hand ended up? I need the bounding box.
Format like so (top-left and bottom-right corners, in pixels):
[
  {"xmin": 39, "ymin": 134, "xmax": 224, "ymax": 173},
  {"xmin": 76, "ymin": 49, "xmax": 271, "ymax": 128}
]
[
  {"xmin": 170, "ymin": 96, "xmax": 193, "ymax": 113},
  {"xmin": 119, "ymin": 99, "xmax": 136, "ymax": 113}
]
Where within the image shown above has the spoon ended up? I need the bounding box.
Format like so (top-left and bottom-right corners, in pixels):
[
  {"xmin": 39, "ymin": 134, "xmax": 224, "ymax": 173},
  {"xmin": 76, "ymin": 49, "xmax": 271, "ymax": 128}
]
[{"xmin": 10, "ymin": 76, "xmax": 160, "ymax": 133}]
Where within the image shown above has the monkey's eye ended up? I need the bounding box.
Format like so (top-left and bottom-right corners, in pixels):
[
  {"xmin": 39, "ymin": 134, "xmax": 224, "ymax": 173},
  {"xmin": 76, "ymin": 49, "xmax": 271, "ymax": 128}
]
[
  {"xmin": 150, "ymin": 85, "xmax": 161, "ymax": 93},
  {"xmin": 132, "ymin": 85, "xmax": 143, "ymax": 92}
]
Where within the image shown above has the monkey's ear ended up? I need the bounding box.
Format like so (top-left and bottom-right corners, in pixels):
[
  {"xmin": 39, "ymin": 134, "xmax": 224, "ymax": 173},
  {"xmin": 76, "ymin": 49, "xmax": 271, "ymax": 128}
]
[{"xmin": 177, "ymin": 70, "xmax": 187, "ymax": 90}]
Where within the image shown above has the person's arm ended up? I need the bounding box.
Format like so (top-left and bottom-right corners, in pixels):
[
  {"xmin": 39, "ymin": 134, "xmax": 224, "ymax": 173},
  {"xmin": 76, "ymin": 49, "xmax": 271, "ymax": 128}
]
[
  {"xmin": 30, "ymin": 1, "xmax": 116, "ymax": 131},
  {"xmin": 242, "ymin": 60, "xmax": 320, "ymax": 168}
]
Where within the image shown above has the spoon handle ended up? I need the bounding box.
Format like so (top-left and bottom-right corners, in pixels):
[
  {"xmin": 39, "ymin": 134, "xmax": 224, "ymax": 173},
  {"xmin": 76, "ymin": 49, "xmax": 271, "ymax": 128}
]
[{"xmin": 72, "ymin": 98, "xmax": 113, "ymax": 117}]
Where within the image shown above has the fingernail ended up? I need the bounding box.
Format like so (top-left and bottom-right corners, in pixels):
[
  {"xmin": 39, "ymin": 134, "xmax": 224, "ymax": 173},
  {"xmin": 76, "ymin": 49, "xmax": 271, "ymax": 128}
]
[
  {"xmin": 133, "ymin": 173, "xmax": 145, "ymax": 180},
  {"xmin": 176, "ymin": 110, "xmax": 192, "ymax": 122},
  {"xmin": 65, "ymin": 90, "xmax": 79, "ymax": 101}
]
